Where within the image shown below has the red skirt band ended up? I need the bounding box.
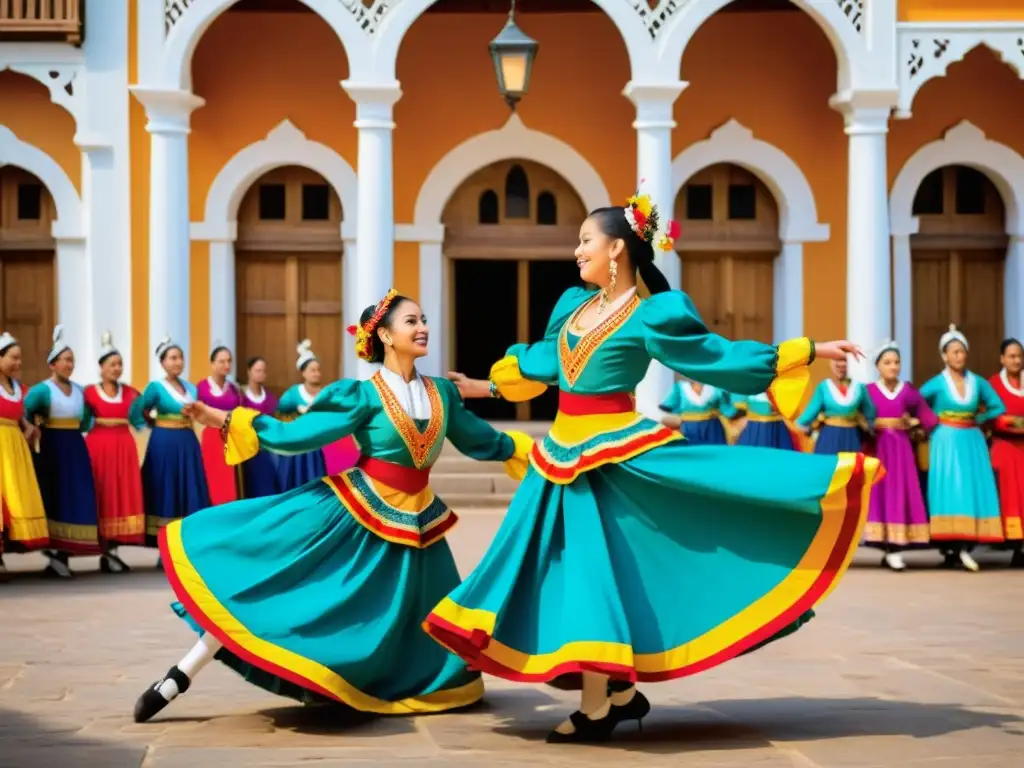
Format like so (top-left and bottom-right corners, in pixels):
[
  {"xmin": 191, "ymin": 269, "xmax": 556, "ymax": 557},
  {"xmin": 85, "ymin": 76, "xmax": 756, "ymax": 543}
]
[
  {"xmin": 557, "ymin": 391, "xmax": 635, "ymax": 416},
  {"xmin": 939, "ymin": 418, "xmax": 977, "ymax": 429},
  {"xmin": 356, "ymin": 456, "xmax": 430, "ymax": 495}
]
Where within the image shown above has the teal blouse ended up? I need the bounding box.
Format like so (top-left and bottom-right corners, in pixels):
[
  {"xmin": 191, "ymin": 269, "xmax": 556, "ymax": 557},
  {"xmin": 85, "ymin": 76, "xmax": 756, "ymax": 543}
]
[
  {"xmin": 919, "ymin": 370, "xmax": 1005, "ymax": 422},
  {"xmin": 23, "ymin": 379, "xmax": 91, "ymax": 429},
  {"xmin": 278, "ymin": 384, "xmax": 320, "ymax": 416},
  {"xmin": 249, "ymin": 374, "xmax": 514, "ymax": 469},
  {"xmin": 796, "ymin": 380, "xmax": 876, "ymax": 430},
  {"xmin": 732, "ymin": 392, "xmax": 779, "ymax": 417},
  {"xmin": 659, "ymin": 381, "xmax": 738, "ymax": 419},
  {"xmin": 127, "ymin": 378, "xmax": 198, "ymax": 429}
]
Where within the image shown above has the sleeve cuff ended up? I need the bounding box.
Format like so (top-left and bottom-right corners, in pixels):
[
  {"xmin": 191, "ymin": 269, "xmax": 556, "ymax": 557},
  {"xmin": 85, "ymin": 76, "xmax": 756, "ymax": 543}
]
[
  {"xmin": 767, "ymin": 367, "xmax": 812, "ymax": 421},
  {"xmin": 501, "ymin": 430, "xmax": 534, "ymax": 481},
  {"xmin": 490, "ymin": 355, "xmax": 548, "ymax": 403},
  {"xmin": 776, "ymin": 337, "xmax": 814, "ymax": 374},
  {"xmin": 224, "ymin": 407, "xmax": 262, "ymax": 466}
]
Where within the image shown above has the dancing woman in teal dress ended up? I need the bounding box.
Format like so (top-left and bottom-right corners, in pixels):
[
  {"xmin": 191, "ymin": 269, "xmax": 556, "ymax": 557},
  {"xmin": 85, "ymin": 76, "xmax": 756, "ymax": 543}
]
[
  {"xmin": 132, "ymin": 292, "xmax": 531, "ymax": 723},
  {"xmin": 433, "ymin": 192, "xmax": 882, "ymax": 744}
]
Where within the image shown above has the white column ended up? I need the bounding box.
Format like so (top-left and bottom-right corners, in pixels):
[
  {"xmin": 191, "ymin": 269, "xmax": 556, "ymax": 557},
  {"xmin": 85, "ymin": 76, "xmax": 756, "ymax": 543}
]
[
  {"xmin": 891, "ymin": 233, "xmax": 913, "ymax": 375},
  {"xmin": 624, "ymin": 81, "xmax": 686, "ymax": 416},
  {"xmin": 1006, "ymin": 236, "xmax": 1024, "ymax": 342},
  {"xmin": 417, "ymin": 240, "xmax": 445, "ymax": 378},
  {"xmin": 342, "ymin": 222, "xmax": 358, "ymax": 378},
  {"xmin": 129, "ymin": 87, "xmax": 204, "ymax": 380},
  {"xmin": 836, "ymin": 102, "xmax": 892, "ymax": 382},
  {"xmin": 341, "ymin": 81, "xmax": 401, "ymax": 380},
  {"xmin": 208, "ymin": 237, "xmax": 236, "ymax": 374},
  {"xmin": 53, "ymin": 236, "xmax": 89, "ymax": 384},
  {"xmin": 774, "ymin": 241, "xmax": 804, "ymax": 344}
]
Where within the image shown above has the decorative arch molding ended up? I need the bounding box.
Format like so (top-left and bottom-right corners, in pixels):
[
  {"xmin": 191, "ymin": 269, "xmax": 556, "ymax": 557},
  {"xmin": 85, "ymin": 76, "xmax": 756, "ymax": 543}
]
[
  {"xmin": 0, "ymin": 125, "xmax": 83, "ymax": 239},
  {"xmin": 162, "ymin": 0, "xmax": 375, "ymax": 89},
  {"xmin": 192, "ymin": 119, "xmax": 359, "ymax": 377},
  {"xmin": 413, "ymin": 113, "xmax": 610, "ymax": 227},
  {"xmin": 671, "ymin": 119, "xmax": 830, "ymax": 343},
  {"xmin": 889, "ymin": 120, "xmax": 1024, "ymax": 379},
  {"xmin": 412, "ymin": 114, "xmax": 611, "ymax": 375},
  {"xmin": 656, "ymin": 0, "xmax": 863, "ymax": 90},
  {"xmin": 896, "ymin": 26, "xmax": 1024, "ymax": 116},
  {"xmin": 375, "ymin": 0, "xmax": 656, "ymax": 79}
]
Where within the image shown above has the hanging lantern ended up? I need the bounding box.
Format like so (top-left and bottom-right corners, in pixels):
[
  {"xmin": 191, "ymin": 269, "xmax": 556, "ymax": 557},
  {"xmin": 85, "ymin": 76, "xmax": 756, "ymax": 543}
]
[{"xmin": 489, "ymin": 0, "xmax": 539, "ymax": 112}]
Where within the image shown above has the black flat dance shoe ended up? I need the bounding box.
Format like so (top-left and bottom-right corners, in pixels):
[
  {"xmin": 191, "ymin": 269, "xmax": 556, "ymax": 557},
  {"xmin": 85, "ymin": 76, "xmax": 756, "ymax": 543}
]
[
  {"xmin": 545, "ymin": 710, "xmax": 618, "ymax": 744},
  {"xmin": 609, "ymin": 689, "xmax": 651, "ymax": 732},
  {"xmin": 134, "ymin": 665, "xmax": 191, "ymax": 723},
  {"xmin": 100, "ymin": 553, "xmax": 131, "ymax": 574}
]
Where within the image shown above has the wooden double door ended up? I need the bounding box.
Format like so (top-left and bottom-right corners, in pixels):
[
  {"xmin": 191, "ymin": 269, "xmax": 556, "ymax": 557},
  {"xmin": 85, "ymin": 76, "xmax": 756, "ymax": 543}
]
[
  {"xmin": 236, "ymin": 252, "xmax": 341, "ymax": 395},
  {"xmin": 682, "ymin": 252, "xmax": 774, "ymax": 343},
  {"xmin": 452, "ymin": 258, "xmax": 581, "ymax": 421},
  {"xmin": 911, "ymin": 248, "xmax": 1003, "ymax": 385}
]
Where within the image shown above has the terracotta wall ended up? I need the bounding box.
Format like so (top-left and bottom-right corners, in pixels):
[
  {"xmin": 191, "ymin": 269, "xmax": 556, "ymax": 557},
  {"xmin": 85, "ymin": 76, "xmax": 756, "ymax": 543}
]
[{"xmin": 900, "ymin": 0, "xmax": 1024, "ymax": 22}]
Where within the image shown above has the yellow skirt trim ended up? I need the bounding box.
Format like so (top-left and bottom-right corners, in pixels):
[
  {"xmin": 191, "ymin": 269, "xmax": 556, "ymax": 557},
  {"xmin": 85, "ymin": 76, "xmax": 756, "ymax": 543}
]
[
  {"xmin": 430, "ymin": 452, "xmax": 881, "ymax": 676},
  {"xmin": 163, "ymin": 522, "xmax": 483, "ymax": 713}
]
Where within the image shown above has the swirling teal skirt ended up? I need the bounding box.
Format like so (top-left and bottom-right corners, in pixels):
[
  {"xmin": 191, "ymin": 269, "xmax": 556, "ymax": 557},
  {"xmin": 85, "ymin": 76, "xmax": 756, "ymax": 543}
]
[
  {"xmin": 158, "ymin": 480, "xmax": 482, "ymax": 713},
  {"xmin": 424, "ymin": 442, "xmax": 878, "ymax": 683}
]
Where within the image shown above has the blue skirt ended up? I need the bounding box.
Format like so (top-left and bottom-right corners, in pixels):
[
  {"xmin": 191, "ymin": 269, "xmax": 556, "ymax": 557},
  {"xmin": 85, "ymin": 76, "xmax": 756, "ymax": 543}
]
[
  {"xmin": 142, "ymin": 427, "xmax": 210, "ymax": 547},
  {"xmin": 276, "ymin": 449, "xmax": 326, "ymax": 492},
  {"xmin": 737, "ymin": 421, "xmax": 796, "ymax": 450},
  {"xmin": 681, "ymin": 418, "xmax": 728, "ymax": 445},
  {"xmin": 34, "ymin": 427, "xmax": 100, "ymax": 554},
  {"xmin": 242, "ymin": 450, "xmax": 279, "ymax": 499},
  {"xmin": 815, "ymin": 425, "xmax": 862, "ymax": 455}
]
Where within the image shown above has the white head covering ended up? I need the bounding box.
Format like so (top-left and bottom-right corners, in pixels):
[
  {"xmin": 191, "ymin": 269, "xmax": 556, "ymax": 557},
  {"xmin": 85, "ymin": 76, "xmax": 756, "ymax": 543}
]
[
  {"xmin": 210, "ymin": 339, "xmax": 230, "ymax": 359},
  {"xmin": 939, "ymin": 324, "xmax": 968, "ymax": 354},
  {"xmin": 47, "ymin": 324, "xmax": 71, "ymax": 364},
  {"xmin": 98, "ymin": 330, "xmax": 119, "ymax": 363},
  {"xmin": 874, "ymin": 340, "xmax": 899, "ymax": 365},
  {"xmin": 155, "ymin": 335, "xmax": 178, "ymax": 361},
  {"xmin": 296, "ymin": 339, "xmax": 317, "ymax": 371},
  {"xmin": 0, "ymin": 330, "xmax": 16, "ymax": 356}
]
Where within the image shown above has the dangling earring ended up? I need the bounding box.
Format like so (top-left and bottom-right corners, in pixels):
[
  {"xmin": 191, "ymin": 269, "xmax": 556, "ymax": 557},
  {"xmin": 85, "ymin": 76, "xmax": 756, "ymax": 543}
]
[{"xmin": 599, "ymin": 257, "xmax": 618, "ymax": 315}]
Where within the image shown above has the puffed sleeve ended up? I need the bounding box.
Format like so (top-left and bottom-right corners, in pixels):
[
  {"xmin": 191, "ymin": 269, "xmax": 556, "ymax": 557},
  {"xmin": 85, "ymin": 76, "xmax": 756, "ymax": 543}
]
[
  {"xmin": 79, "ymin": 386, "xmax": 94, "ymax": 432},
  {"xmin": 489, "ymin": 286, "xmax": 595, "ymax": 402},
  {"xmin": 977, "ymin": 377, "xmax": 1007, "ymax": 424},
  {"xmin": 717, "ymin": 390, "xmax": 739, "ymax": 420},
  {"xmin": 128, "ymin": 382, "xmax": 159, "ymax": 430},
  {"xmin": 224, "ymin": 379, "xmax": 370, "ymax": 465},
  {"xmin": 906, "ymin": 384, "xmax": 938, "ymax": 433},
  {"xmin": 439, "ymin": 378, "xmax": 533, "ymax": 481},
  {"xmin": 641, "ymin": 290, "xmax": 814, "ymax": 419},
  {"xmin": 795, "ymin": 383, "xmax": 825, "ymax": 430},
  {"xmin": 22, "ymin": 383, "xmax": 51, "ymax": 422}
]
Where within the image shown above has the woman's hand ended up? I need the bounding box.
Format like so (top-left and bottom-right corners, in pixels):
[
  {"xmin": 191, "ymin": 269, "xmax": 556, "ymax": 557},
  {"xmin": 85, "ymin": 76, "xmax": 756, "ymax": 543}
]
[
  {"xmin": 183, "ymin": 402, "xmax": 227, "ymax": 430},
  {"xmin": 815, "ymin": 340, "xmax": 865, "ymax": 362},
  {"xmin": 22, "ymin": 422, "xmax": 39, "ymax": 444},
  {"xmin": 447, "ymin": 372, "xmax": 493, "ymax": 400}
]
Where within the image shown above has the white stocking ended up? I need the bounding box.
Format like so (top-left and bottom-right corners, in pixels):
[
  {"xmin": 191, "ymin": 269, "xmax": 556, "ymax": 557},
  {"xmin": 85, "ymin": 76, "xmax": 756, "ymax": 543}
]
[{"xmin": 157, "ymin": 634, "xmax": 223, "ymax": 700}]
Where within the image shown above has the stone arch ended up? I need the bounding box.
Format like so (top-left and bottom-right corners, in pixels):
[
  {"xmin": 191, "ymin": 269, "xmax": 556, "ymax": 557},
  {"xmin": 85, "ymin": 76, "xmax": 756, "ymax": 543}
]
[
  {"xmin": 374, "ymin": 0, "xmax": 656, "ymax": 80},
  {"xmin": 656, "ymin": 0, "xmax": 862, "ymax": 91},
  {"xmin": 412, "ymin": 114, "xmax": 609, "ymax": 375},
  {"xmin": 671, "ymin": 119, "xmax": 829, "ymax": 342},
  {"xmin": 191, "ymin": 119, "xmax": 358, "ymax": 376},
  {"xmin": 890, "ymin": 120, "xmax": 1024, "ymax": 377},
  {"xmin": 162, "ymin": 0, "xmax": 373, "ymax": 90}
]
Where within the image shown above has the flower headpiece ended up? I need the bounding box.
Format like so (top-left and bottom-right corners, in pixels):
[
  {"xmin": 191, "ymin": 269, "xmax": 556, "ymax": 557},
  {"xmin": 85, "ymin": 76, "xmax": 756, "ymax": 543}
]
[
  {"xmin": 346, "ymin": 288, "xmax": 399, "ymax": 362},
  {"xmin": 624, "ymin": 182, "xmax": 681, "ymax": 252}
]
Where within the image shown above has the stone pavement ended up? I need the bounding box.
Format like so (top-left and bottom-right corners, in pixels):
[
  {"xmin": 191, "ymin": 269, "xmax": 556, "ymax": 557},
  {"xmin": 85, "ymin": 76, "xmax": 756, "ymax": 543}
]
[{"xmin": 2, "ymin": 511, "xmax": 1024, "ymax": 767}]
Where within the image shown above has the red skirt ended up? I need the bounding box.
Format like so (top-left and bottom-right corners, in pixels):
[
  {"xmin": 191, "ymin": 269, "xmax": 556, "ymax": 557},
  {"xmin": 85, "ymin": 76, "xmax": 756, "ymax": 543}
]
[
  {"xmin": 85, "ymin": 425, "xmax": 145, "ymax": 546},
  {"xmin": 200, "ymin": 426, "xmax": 238, "ymax": 506},
  {"xmin": 992, "ymin": 435, "xmax": 1024, "ymax": 541}
]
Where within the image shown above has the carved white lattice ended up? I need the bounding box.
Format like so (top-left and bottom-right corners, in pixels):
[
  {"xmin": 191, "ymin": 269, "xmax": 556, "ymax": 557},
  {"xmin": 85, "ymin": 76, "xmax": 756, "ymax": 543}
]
[
  {"xmin": 630, "ymin": 0, "xmax": 685, "ymax": 41},
  {"xmin": 834, "ymin": 0, "xmax": 863, "ymax": 34},
  {"xmin": 3, "ymin": 66, "xmax": 80, "ymax": 125},
  {"xmin": 897, "ymin": 26, "xmax": 1024, "ymax": 115},
  {"xmin": 164, "ymin": 0, "xmax": 390, "ymax": 37}
]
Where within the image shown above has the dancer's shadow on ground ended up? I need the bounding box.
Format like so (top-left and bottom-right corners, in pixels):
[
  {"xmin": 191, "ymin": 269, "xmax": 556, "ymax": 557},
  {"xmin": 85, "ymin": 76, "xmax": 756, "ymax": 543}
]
[
  {"xmin": 488, "ymin": 695, "xmax": 1024, "ymax": 754},
  {"xmin": 0, "ymin": 707, "xmax": 147, "ymax": 768}
]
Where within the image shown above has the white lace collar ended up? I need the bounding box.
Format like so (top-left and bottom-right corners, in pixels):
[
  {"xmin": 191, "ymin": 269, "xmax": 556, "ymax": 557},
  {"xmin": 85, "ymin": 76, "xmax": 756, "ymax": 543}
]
[
  {"xmin": 159, "ymin": 378, "xmax": 193, "ymax": 404},
  {"xmin": 875, "ymin": 379, "xmax": 904, "ymax": 401},
  {"xmin": 206, "ymin": 377, "xmax": 233, "ymax": 397},
  {"xmin": 826, "ymin": 379, "xmax": 860, "ymax": 407},
  {"xmin": 942, "ymin": 368, "xmax": 974, "ymax": 406},
  {"xmin": 1000, "ymin": 368, "xmax": 1023, "ymax": 398},
  {"xmin": 682, "ymin": 381, "xmax": 716, "ymax": 407},
  {"xmin": 378, "ymin": 366, "xmax": 432, "ymax": 420},
  {"xmin": 245, "ymin": 385, "xmax": 267, "ymax": 404},
  {"xmin": 298, "ymin": 384, "xmax": 319, "ymax": 405},
  {"xmin": 95, "ymin": 383, "xmax": 123, "ymax": 404},
  {"xmin": 0, "ymin": 378, "xmax": 21, "ymax": 402}
]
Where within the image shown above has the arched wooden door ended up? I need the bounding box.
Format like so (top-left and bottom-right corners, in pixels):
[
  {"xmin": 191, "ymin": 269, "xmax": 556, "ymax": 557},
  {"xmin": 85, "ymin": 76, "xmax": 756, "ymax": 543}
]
[
  {"xmin": 443, "ymin": 160, "xmax": 586, "ymax": 421},
  {"xmin": 909, "ymin": 165, "xmax": 1006, "ymax": 385},
  {"xmin": 675, "ymin": 163, "xmax": 779, "ymax": 344},
  {"xmin": 0, "ymin": 166, "xmax": 57, "ymax": 387},
  {"xmin": 235, "ymin": 166, "xmax": 343, "ymax": 395}
]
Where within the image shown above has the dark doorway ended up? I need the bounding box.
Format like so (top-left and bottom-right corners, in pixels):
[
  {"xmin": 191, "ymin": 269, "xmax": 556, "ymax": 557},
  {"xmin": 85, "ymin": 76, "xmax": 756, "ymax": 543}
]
[
  {"xmin": 453, "ymin": 259, "xmax": 517, "ymax": 420},
  {"xmin": 529, "ymin": 260, "xmax": 582, "ymax": 420}
]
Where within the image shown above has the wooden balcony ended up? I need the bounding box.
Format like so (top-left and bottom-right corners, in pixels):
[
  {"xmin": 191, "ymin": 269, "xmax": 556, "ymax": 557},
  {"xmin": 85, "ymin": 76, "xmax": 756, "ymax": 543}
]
[{"xmin": 0, "ymin": 1, "xmax": 82, "ymax": 45}]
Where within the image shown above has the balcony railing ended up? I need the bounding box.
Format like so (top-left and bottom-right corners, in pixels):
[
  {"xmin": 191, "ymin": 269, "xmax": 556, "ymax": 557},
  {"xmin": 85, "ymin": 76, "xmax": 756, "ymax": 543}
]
[{"xmin": 0, "ymin": 1, "xmax": 82, "ymax": 45}]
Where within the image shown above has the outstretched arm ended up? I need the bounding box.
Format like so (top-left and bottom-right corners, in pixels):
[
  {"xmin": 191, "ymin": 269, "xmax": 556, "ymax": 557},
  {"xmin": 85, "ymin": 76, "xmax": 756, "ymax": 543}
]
[{"xmin": 440, "ymin": 379, "xmax": 532, "ymax": 480}]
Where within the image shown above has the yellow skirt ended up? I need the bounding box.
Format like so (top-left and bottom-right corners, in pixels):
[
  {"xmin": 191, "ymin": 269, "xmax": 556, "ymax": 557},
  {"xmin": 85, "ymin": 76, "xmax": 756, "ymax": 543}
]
[{"xmin": 0, "ymin": 421, "xmax": 49, "ymax": 549}]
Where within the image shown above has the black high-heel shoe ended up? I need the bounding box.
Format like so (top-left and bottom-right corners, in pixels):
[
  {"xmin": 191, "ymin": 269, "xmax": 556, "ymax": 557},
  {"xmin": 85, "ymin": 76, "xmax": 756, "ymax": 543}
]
[
  {"xmin": 608, "ymin": 689, "xmax": 651, "ymax": 731},
  {"xmin": 545, "ymin": 710, "xmax": 618, "ymax": 744},
  {"xmin": 134, "ymin": 665, "xmax": 191, "ymax": 723}
]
